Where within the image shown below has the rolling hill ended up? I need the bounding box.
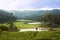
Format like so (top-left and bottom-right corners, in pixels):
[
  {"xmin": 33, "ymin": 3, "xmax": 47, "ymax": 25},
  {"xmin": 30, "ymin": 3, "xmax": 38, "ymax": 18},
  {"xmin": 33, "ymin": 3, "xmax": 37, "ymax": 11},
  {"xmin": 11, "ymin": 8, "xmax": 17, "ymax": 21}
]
[{"xmin": 4, "ymin": 9, "xmax": 60, "ymax": 21}]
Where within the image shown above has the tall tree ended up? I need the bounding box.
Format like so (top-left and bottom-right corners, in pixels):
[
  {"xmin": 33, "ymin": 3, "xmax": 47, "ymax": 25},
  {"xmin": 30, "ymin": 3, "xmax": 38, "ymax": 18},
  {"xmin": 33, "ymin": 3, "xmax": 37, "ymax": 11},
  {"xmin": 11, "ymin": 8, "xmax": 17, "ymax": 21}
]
[{"xmin": 40, "ymin": 13, "xmax": 60, "ymax": 30}]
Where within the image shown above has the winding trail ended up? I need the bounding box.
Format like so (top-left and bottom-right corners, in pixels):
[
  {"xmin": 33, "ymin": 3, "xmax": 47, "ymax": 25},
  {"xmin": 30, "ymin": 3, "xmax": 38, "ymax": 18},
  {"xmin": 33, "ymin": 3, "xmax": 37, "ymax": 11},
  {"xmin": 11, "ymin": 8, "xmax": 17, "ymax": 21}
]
[{"xmin": 19, "ymin": 28, "xmax": 48, "ymax": 32}]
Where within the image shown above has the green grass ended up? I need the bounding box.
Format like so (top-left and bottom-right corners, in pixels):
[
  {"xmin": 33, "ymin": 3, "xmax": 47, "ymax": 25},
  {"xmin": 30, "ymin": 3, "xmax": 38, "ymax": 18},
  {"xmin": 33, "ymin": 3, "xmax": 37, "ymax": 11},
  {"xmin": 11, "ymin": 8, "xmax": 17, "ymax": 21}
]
[
  {"xmin": 0, "ymin": 23, "xmax": 9, "ymax": 27},
  {"xmin": 0, "ymin": 21, "xmax": 40, "ymax": 29},
  {"xmin": 0, "ymin": 31, "xmax": 60, "ymax": 40},
  {"xmin": 14, "ymin": 22, "xmax": 39, "ymax": 29}
]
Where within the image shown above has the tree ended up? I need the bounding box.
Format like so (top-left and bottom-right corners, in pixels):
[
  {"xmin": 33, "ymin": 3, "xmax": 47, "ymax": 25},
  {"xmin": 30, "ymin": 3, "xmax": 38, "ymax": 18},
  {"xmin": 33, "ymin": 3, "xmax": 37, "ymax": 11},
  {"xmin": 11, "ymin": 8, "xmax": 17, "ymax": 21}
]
[
  {"xmin": 40, "ymin": 13, "xmax": 60, "ymax": 30},
  {"xmin": 0, "ymin": 10, "xmax": 16, "ymax": 23},
  {"xmin": 8, "ymin": 13, "xmax": 18, "ymax": 31}
]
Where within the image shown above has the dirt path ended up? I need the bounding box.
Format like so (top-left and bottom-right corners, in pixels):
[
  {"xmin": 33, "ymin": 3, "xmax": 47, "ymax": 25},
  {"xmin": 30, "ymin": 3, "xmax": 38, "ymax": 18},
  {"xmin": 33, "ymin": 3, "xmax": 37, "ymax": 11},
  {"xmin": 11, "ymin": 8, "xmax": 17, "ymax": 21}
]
[{"xmin": 19, "ymin": 28, "xmax": 48, "ymax": 32}]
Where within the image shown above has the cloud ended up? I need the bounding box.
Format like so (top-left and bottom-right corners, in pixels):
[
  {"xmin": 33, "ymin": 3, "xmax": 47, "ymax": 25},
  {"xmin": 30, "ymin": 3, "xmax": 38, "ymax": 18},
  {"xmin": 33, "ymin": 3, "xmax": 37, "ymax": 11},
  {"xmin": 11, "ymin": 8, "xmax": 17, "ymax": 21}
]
[
  {"xmin": 0, "ymin": 0, "xmax": 60, "ymax": 10},
  {"xmin": 0, "ymin": 0, "xmax": 37, "ymax": 10}
]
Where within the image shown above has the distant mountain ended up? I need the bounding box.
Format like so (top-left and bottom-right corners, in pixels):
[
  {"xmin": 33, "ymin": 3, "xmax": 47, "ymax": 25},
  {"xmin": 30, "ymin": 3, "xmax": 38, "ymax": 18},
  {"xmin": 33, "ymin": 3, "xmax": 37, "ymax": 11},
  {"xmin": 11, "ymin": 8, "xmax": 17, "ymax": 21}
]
[{"xmin": 7, "ymin": 9, "xmax": 60, "ymax": 21}]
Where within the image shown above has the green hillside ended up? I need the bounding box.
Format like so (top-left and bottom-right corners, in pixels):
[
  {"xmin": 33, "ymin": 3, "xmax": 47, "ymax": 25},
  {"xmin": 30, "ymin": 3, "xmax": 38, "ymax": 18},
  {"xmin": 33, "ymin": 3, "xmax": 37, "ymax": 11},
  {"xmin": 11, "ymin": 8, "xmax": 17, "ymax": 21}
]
[{"xmin": 8, "ymin": 9, "xmax": 60, "ymax": 21}]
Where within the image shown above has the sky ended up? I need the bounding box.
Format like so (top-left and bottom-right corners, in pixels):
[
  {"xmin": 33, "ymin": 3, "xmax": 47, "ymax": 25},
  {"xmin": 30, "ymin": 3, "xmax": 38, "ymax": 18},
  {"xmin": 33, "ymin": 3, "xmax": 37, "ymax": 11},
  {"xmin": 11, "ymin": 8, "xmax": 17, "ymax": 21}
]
[{"xmin": 0, "ymin": 0, "xmax": 60, "ymax": 10}]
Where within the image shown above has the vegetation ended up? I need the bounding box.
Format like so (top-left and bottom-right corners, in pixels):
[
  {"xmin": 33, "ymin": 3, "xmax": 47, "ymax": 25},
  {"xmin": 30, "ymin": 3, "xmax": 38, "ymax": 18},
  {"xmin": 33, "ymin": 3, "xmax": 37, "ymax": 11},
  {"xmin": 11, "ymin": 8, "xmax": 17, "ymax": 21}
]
[
  {"xmin": 0, "ymin": 31, "xmax": 60, "ymax": 40},
  {"xmin": 40, "ymin": 13, "xmax": 60, "ymax": 30},
  {"xmin": 8, "ymin": 9, "xmax": 60, "ymax": 21},
  {"xmin": 0, "ymin": 26, "xmax": 8, "ymax": 31},
  {"xmin": 0, "ymin": 21, "xmax": 39, "ymax": 29},
  {"xmin": 0, "ymin": 10, "xmax": 18, "ymax": 31},
  {"xmin": 0, "ymin": 9, "xmax": 60, "ymax": 40},
  {"xmin": 14, "ymin": 21, "xmax": 39, "ymax": 29},
  {"xmin": 0, "ymin": 10, "xmax": 16, "ymax": 23}
]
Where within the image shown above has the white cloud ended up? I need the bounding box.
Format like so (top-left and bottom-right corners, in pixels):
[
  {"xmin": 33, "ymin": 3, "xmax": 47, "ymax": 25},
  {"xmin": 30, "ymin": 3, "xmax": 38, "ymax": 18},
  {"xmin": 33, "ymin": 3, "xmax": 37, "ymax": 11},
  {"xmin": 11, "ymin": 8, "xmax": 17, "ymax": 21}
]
[
  {"xmin": 0, "ymin": 0, "xmax": 37, "ymax": 10},
  {"xmin": 0, "ymin": 0, "xmax": 60, "ymax": 10}
]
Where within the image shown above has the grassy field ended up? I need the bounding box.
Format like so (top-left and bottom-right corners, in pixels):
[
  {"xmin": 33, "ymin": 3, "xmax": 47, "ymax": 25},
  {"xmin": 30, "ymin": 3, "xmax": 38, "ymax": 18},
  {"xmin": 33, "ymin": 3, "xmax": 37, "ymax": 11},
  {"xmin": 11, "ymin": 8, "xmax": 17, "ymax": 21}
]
[
  {"xmin": 0, "ymin": 20, "xmax": 40, "ymax": 29},
  {"xmin": 0, "ymin": 20, "xmax": 60, "ymax": 40},
  {"xmin": 14, "ymin": 21, "xmax": 39, "ymax": 29},
  {"xmin": 0, "ymin": 31, "xmax": 60, "ymax": 40}
]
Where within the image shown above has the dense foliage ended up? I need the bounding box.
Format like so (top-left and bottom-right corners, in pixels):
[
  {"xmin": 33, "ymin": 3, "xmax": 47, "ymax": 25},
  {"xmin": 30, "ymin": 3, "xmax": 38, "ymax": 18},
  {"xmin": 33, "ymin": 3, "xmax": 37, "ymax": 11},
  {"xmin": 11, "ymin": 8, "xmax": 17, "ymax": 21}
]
[
  {"xmin": 0, "ymin": 26, "xmax": 8, "ymax": 31},
  {"xmin": 0, "ymin": 10, "xmax": 18, "ymax": 31},
  {"xmin": 40, "ymin": 13, "xmax": 60, "ymax": 29},
  {"xmin": 0, "ymin": 10, "xmax": 16, "ymax": 23}
]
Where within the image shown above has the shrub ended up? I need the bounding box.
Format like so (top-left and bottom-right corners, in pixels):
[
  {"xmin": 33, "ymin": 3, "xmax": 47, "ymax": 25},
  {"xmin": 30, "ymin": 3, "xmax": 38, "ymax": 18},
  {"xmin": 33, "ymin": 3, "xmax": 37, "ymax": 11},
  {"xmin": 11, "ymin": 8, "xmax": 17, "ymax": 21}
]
[
  {"xmin": 0, "ymin": 25, "xmax": 8, "ymax": 31},
  {"xmin": 14, "ymin": 26, "xmax": 19, "ymax": 31},
  {"xmin": 40, "ymin": 23, "xmax": 48, "ymax": 27},
  {"xmin": 8, "ymin": 26, "xmax": 19, "ymax": 32}
]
